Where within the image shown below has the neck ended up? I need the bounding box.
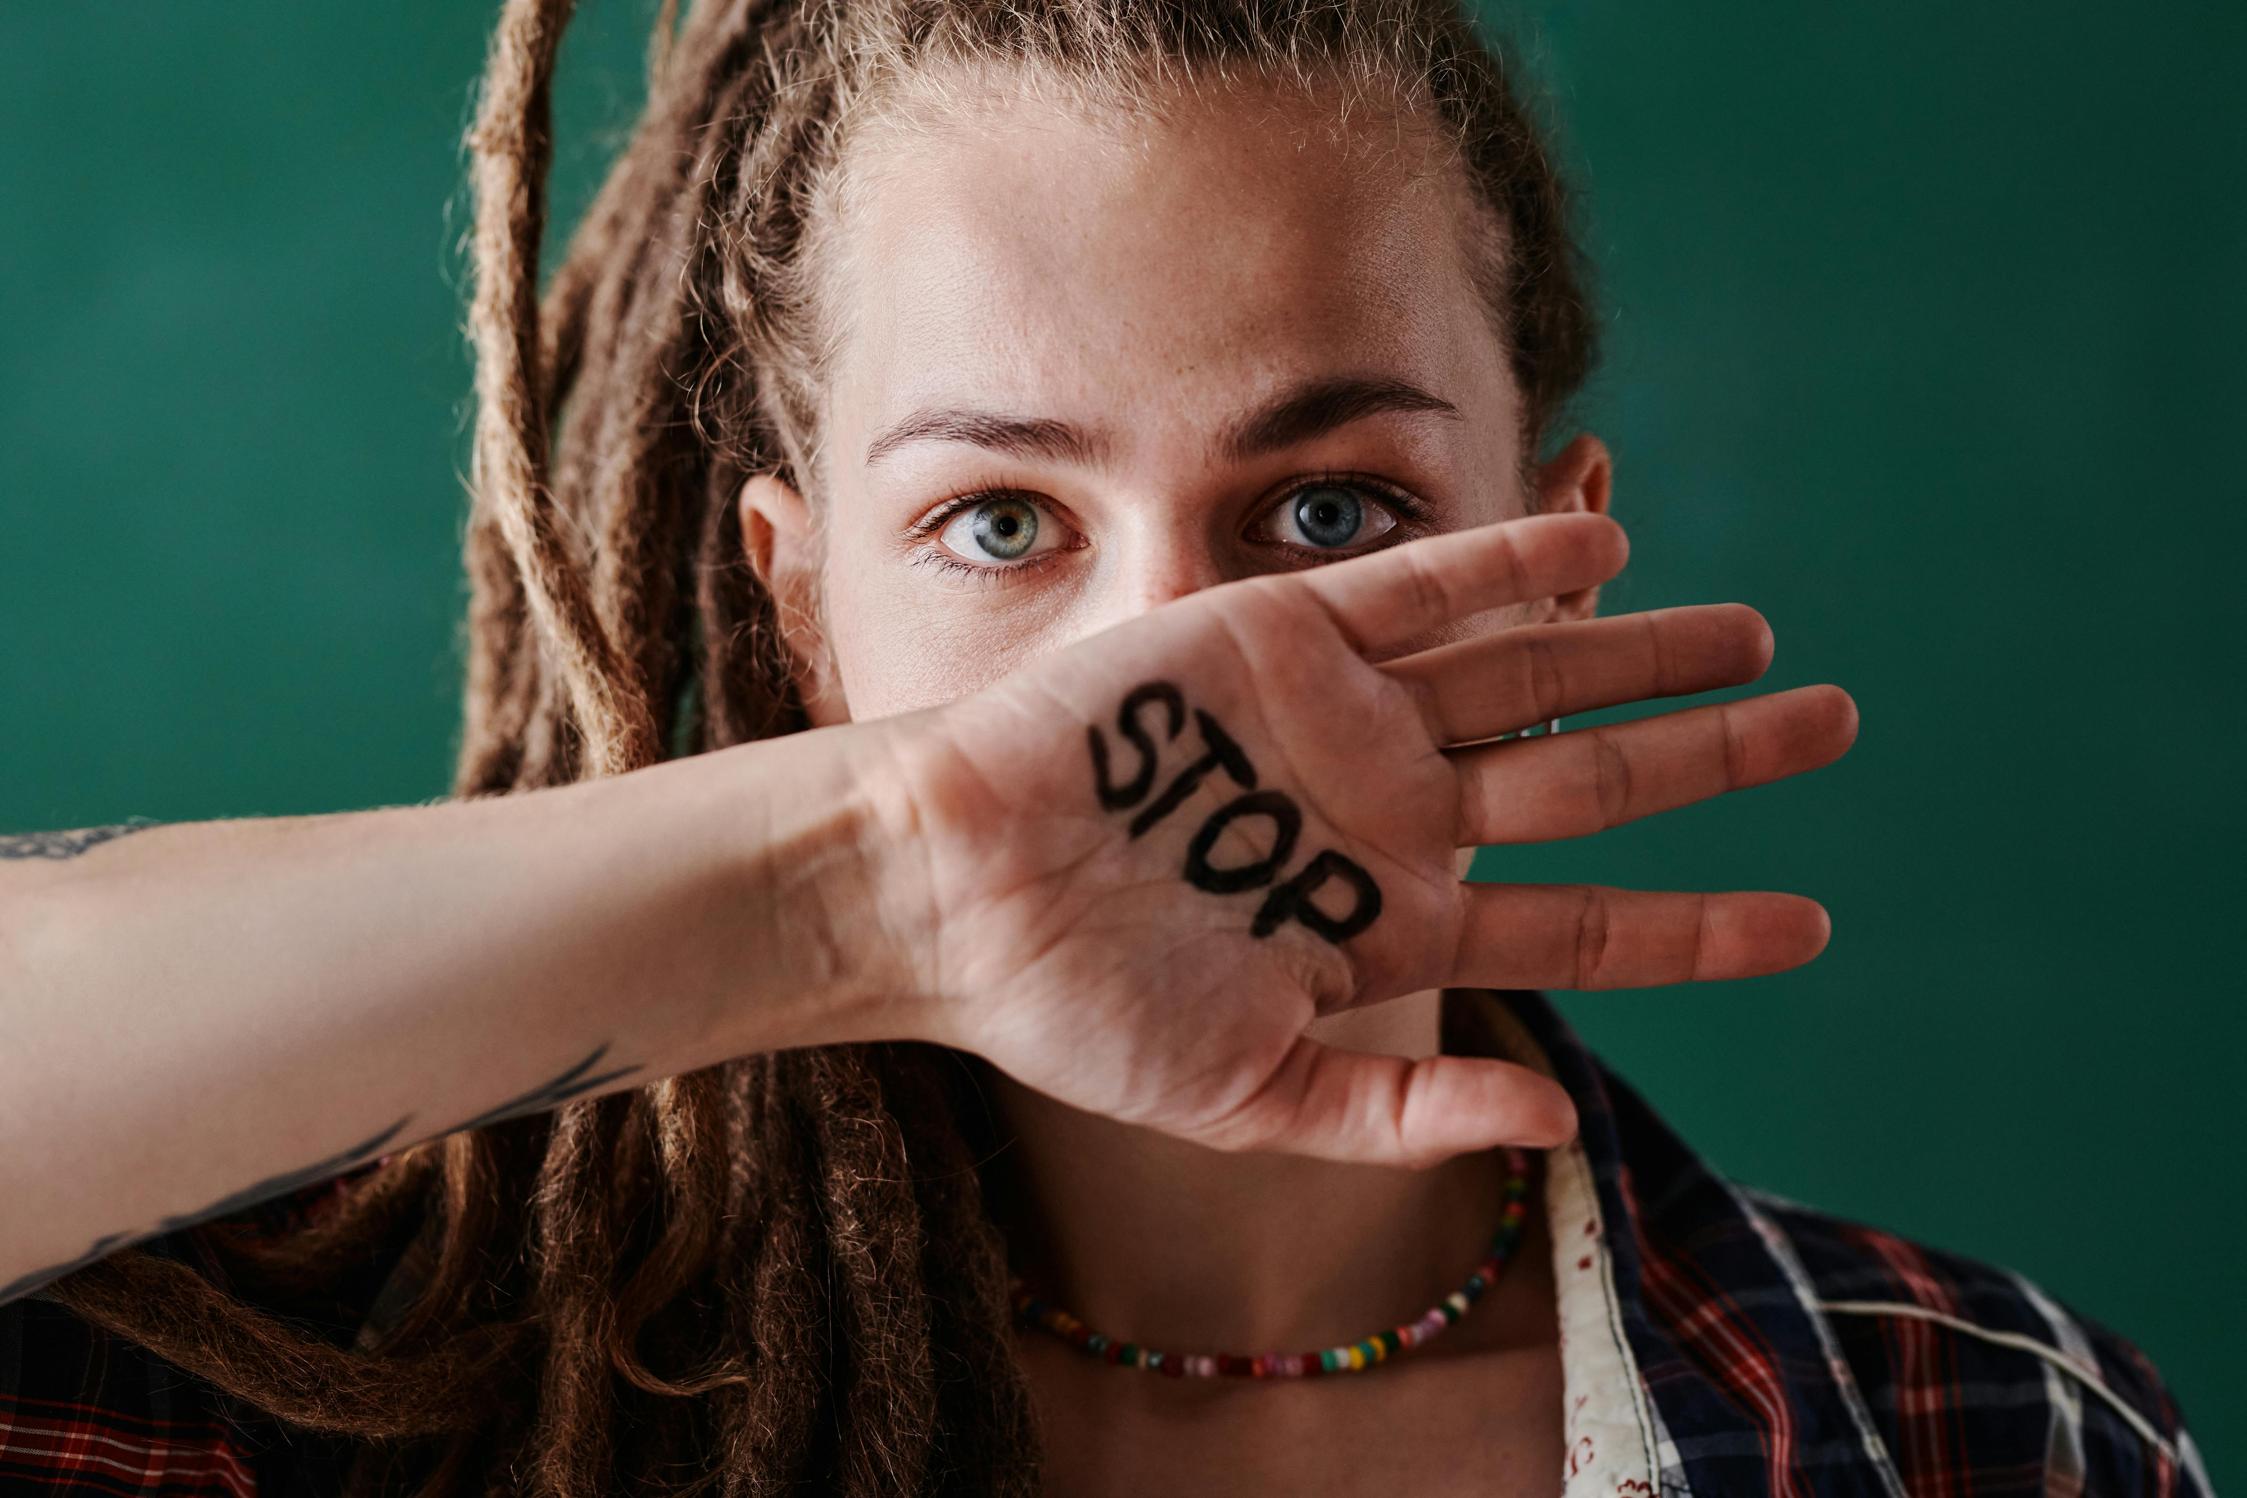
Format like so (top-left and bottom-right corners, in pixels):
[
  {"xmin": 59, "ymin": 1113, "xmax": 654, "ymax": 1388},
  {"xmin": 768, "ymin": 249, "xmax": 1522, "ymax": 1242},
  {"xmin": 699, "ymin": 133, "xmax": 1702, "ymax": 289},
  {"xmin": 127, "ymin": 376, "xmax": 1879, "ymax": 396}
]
[{"xmin": 975, "ymin": 987, "xmax": 1550, "ymax": 1359}]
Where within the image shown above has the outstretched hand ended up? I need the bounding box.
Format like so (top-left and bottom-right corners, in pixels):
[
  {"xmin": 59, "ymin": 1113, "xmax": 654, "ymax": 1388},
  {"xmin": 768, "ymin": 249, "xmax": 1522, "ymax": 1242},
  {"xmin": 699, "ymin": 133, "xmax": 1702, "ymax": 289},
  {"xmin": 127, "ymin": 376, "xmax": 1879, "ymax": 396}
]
[{"xmin": 866, "ymin": 512, "xmax": 1856, "ymax": 1168}]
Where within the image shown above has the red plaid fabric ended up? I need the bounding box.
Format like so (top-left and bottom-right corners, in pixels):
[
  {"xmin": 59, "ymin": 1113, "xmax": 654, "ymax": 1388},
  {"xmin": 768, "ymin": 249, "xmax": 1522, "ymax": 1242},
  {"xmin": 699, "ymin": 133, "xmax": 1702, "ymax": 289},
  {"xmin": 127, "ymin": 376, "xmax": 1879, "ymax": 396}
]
[
  {"xmin": 1, "ymin": 990, "xmax": 2215, "ymax": 1495},
  {"xmin": 1, "ymin": 1173, "xmax": 369, "ymax": 1497},
  {"xmin": 0, "ymin": 1391, "xmax": 257, "ymax": 1497},
  {"xmin": 1480, "ymin": 989, "xmax": 2213, "ymax": 1498}
]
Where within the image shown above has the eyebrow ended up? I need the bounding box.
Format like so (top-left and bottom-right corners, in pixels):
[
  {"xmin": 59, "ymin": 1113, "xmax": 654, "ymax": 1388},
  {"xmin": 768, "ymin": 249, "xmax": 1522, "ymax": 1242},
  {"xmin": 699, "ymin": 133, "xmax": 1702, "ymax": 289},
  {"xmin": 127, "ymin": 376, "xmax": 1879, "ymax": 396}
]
[{"xmin": 861, "ymin": 373, "xmax": 1462, "ymax": 469}]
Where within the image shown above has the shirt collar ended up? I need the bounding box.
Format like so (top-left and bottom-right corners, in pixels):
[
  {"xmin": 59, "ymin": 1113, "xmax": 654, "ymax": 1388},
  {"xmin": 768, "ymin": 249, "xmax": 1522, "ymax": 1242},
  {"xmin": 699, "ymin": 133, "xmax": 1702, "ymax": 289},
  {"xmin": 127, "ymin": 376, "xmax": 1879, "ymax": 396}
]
[{"xmin": 1444, "ymin": 988, "xmax": 1908, "ymax": 1498}]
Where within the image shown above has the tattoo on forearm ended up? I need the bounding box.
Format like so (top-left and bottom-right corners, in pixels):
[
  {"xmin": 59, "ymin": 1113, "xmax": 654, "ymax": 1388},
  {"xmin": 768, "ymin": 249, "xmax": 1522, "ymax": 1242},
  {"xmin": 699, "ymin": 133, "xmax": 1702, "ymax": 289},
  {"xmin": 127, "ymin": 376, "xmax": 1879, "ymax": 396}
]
[
  {"xmin": 0, "ymin": 1233, "xmax": 134, "ymax": 1308},
  {"xmin": 147, "ymin": 1116, "xmax": 412, "ymax": 1236},
  {"xmin": 0, "ymin": 1044, "xmax": 644, "ymax": 1308},
  {"xmin": 448, "ymin": 1042, "xmax": 642, "ymax": 1131},
  {"xmin": 0, "ymin": 820, "xmax": 160, "ymax": 860},
  {"xmin": 0, "ymin": 1118, "xmax": 408, "ymax": 1308},
  {"xmin": 1088, "ymin": 680, "xmax": 1382, "ymax": 944}
]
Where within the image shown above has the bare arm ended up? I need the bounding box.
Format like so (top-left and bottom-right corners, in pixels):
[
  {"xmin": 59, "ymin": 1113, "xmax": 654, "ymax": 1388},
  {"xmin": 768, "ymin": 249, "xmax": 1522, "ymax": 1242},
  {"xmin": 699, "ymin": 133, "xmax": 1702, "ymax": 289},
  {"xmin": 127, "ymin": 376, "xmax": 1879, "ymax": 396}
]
[
  {"xmin": 0, "ymin": 725, "xmax": 907, "ymax": 1305},
  {"xmin": 2, "ymin": 515, "xmax": 1856, "ymax": 1303}
]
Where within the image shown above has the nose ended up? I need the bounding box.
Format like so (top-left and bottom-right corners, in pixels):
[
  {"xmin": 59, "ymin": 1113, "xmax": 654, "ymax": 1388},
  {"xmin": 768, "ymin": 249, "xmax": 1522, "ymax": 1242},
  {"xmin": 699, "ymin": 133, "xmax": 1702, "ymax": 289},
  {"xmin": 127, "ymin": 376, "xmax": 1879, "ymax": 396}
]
[
  {"xmin": 1105, "ymin": 539, "xmax": 1231, "ymax": 615},
  {"xmin": 1076, "ymin": 531, "xmax": 1236, "ymax": 636}
]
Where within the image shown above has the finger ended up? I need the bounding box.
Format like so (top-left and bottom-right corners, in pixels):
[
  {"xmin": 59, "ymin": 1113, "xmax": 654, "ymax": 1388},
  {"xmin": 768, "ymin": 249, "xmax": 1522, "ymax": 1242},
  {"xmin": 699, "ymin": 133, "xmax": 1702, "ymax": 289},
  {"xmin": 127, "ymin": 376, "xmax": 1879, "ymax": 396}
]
[
  {"xmin": 1453, "ymin": 683, "xmax": 1858, "ymax": 845},
  {"xmin": 1452, "ymin": 884, "xmax": 1832, "ymax": 990},
  {"xmin": 1291, "ymin": 512, "xmax": 1628, "ymax": 657},
  {"xmin": 1193, "ymin": 1043, "xmax": 1579, "ymax": 1168},
  {"xmin": 1387, "ymin": 603, "xmax": 1776, "ymax": 746}
]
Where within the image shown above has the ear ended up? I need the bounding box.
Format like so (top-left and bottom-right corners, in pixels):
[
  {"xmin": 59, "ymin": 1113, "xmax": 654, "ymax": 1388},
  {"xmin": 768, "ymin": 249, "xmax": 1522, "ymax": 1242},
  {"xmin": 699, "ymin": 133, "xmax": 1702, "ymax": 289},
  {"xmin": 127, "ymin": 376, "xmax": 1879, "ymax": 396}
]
[
  {"xmin": 1530, "ymin": 432, "xmax": 1613, "ymax": 624},
  {"xmin": 737, "ymin": 471, "xmax": 850, "ymax": 726}
]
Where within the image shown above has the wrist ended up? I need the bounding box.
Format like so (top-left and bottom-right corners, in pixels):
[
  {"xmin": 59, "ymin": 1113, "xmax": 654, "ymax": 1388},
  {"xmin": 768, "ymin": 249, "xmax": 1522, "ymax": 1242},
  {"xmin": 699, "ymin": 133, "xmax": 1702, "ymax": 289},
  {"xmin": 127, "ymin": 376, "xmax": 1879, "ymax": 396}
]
[{"xmin": 639, "ymin": 722, "xmax": 938, "ymax": 1063}]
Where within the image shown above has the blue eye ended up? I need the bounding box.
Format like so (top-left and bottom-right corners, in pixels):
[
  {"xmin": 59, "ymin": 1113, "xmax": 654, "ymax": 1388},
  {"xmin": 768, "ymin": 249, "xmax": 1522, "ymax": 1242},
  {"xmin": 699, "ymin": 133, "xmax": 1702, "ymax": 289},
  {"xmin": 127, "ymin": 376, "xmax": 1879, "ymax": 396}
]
[
  {"xmin": 1260, "ymin": 481, "xmax": 1404, "ymax": 552},
  {"xmin": 936, "ymin": 495, "xmax": 1062, "ymax": 565},
  {"xmin": 1292, "ymin": 487, "xmax": 1362, "ymax": 547}
]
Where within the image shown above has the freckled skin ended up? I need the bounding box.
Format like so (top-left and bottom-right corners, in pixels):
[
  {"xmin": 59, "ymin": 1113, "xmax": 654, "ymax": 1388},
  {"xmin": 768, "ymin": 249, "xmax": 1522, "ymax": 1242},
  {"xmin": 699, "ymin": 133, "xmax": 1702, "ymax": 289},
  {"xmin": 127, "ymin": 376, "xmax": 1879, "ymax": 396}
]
[
  {"xmin": 765, "ymin": 79, "xmax": 1555, "ymax": 715},
  {"xmin": 742, "ymin": 75, "xmax": 1615, "ymax": 1080},
  {"xmin": 737, "ymin": 78, "xmax": 1600, "ymax": 1495}
]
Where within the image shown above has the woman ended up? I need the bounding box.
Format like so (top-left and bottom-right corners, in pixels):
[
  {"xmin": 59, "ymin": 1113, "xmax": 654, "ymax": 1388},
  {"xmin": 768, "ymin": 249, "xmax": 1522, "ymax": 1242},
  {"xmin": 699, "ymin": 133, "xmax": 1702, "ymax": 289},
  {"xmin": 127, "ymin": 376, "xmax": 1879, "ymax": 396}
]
[{"xmin": 0, "ymin": 0, "xmax": 2209, "ymax": 1494}]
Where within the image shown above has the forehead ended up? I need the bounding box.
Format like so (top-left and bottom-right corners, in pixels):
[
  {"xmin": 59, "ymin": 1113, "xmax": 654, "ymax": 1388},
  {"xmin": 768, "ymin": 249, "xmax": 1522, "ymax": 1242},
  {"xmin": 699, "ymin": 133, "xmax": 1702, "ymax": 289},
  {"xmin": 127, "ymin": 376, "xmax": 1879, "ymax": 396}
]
[{"xmin": 823, "ymin": 73, "xmax": 1511, "ymax": 463}]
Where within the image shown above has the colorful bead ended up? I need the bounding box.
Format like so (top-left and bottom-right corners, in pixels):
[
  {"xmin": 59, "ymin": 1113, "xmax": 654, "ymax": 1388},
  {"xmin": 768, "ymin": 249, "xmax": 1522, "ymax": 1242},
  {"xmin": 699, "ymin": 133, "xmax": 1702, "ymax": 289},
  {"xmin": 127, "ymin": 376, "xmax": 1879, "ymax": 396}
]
[{"xmin": 1007, "ymin": 1148, "xmax": 1532, "ymax": 1380}]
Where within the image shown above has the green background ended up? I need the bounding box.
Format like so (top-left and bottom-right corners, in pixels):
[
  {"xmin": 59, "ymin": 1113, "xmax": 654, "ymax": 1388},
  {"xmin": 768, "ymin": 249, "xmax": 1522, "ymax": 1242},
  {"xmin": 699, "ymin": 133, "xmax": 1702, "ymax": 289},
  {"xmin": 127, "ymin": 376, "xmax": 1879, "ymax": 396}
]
[{"xmin": 2, "ymin": 2, "xmax": 2238, "ymax": 1475}]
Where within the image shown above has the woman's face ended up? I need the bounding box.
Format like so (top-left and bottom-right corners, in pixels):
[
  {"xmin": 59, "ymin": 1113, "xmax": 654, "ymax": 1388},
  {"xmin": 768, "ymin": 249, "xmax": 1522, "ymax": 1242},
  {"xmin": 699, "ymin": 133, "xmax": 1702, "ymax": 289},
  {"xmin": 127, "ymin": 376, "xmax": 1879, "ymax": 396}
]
[{"xmin": 742, "ymin": 76, "xmax": 1611, "ymax": 723}]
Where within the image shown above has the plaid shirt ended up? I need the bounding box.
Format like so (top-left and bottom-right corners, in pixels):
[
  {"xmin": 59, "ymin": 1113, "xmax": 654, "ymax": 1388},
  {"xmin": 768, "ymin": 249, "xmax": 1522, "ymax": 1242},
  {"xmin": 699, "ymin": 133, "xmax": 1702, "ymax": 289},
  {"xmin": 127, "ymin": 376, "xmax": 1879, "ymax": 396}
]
[{"xmin": 1, "ymin": 988, "xmax": 2217, "ymax": 1496}]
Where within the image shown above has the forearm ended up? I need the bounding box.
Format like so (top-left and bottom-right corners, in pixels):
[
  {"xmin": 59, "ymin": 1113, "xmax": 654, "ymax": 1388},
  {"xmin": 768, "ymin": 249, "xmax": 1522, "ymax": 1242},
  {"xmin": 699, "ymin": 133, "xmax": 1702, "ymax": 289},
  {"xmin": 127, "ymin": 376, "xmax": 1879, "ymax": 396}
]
[{"xmin": 0, "ymin": 725, "xmax": 904, "ymax": 1304}]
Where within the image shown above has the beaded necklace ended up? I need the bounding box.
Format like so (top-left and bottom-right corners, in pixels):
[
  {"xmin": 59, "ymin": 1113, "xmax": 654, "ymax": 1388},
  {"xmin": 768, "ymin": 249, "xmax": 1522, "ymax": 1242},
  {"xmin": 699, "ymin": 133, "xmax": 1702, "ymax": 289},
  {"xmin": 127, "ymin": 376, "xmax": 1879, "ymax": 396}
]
[{"xmin": 1009, "ymin": 1145, "xmax": 1531, "ymax": 1378}]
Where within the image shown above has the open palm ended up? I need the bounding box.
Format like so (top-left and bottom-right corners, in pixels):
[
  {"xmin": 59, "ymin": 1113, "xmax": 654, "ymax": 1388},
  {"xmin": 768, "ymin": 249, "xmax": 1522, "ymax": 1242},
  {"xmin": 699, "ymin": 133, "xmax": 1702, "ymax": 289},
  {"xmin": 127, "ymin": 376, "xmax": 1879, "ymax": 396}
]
[{"xmin": 870, "ymin": 513, "xmax": 1856, "ymax": 1167}]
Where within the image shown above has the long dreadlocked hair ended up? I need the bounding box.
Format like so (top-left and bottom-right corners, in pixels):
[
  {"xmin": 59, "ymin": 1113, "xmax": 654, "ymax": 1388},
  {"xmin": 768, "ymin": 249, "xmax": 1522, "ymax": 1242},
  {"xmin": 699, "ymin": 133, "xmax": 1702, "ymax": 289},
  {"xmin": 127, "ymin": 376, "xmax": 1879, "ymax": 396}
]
[{"xmin": 42, "ymin": 0, "xmax": 1598, "ymax": 1492}]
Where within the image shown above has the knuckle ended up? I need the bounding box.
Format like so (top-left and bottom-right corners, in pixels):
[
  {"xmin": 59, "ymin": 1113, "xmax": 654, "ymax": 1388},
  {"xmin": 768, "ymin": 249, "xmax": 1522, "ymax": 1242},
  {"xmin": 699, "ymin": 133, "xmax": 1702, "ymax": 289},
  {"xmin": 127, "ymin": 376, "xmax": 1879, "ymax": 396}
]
[
  {"xmin": 1389, "ymin": 1071, "xmax": 1427, "ymax": 1165},
  {"xmin": 1590, "ymin": 729, "xmax": 1634, "ymax": 829},
  {"xmin": 1398, "ymin": 548, "xmax": 1450, "ymax": 631},
  {"xmin": 1716, "ymin": 702, "xmax": 1751, "ymax": 791},
  {"xmin": 1572, "ymin": 885, "xmax": 1615, "ymax": 989},
  {"xmin": 1689, "ymin": 891, "xmax": 1715, "ymax": 982},
  {"xmin": 1494, "ymin": 531, "xmax": 1531, "ymax": 605},
  {"xmin": 1521, "ymin": 634, "xmax": 1565, "ymax": 722},
  {"xmin": 1640, "ymin": 610, "xmax": 1675, "ymax": 695}
]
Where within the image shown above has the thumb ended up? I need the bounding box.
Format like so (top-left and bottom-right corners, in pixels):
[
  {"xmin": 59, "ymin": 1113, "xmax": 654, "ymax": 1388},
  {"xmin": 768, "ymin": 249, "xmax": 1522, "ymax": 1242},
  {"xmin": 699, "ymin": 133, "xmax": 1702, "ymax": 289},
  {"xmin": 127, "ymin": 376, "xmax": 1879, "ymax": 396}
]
[{"xmin": 1200, "ymin": 1039, "xmax": 1580, "ymax": 1169}]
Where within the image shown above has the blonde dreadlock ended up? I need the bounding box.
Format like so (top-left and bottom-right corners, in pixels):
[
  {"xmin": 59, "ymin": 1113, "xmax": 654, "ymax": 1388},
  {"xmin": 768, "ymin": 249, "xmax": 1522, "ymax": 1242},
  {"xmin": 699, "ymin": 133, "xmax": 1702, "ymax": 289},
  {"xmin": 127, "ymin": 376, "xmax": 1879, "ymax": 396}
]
[{"xmin": 42, "ymin": 1, "xmax": 1598, "ymax": 1493}]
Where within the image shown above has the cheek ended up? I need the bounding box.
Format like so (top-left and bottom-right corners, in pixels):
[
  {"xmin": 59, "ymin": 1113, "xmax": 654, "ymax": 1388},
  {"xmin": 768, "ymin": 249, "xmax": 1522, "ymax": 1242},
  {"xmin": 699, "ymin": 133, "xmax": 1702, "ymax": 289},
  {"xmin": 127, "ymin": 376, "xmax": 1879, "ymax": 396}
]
[{"xmin": 819, "ymin": 560, "xmax": 1072, "ymax": 718}]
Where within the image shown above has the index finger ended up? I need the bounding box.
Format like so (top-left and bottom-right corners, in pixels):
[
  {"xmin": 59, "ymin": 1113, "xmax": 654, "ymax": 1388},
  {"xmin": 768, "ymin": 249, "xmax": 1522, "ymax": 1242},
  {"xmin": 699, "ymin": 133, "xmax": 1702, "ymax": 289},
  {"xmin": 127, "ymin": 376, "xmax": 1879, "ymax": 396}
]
[{"xmin": 1290, "ymin": 512, "xmax": 1629, "ymax": 657}]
